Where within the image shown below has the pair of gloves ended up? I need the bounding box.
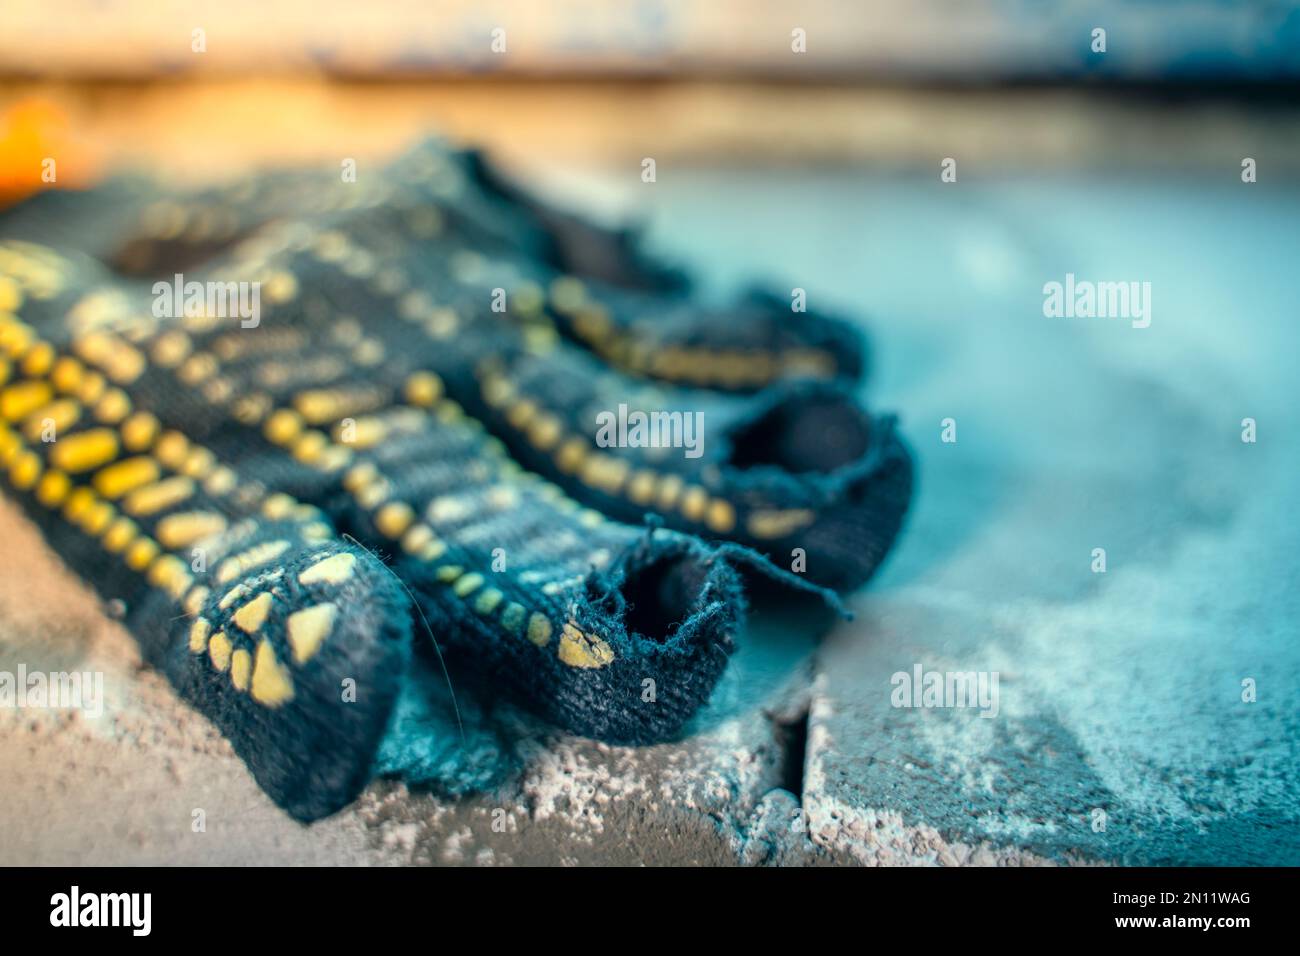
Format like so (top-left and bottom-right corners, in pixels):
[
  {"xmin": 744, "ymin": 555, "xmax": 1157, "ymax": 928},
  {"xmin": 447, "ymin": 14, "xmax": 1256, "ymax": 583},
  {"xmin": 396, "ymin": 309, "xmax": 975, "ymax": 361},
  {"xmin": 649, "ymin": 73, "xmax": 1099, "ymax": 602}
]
[{"xmin": 0, "ymin": 141, "xmax": 911, "ymax": 820}]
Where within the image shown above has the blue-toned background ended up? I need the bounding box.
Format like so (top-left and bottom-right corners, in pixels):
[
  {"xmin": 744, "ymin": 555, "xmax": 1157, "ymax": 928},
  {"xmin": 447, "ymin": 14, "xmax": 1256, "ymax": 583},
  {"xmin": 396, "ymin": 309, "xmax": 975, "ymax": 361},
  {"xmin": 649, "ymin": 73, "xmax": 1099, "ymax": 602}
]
[{"xmin": 616, "ymin": 170, "xmax": 1300, "ymax": 864}]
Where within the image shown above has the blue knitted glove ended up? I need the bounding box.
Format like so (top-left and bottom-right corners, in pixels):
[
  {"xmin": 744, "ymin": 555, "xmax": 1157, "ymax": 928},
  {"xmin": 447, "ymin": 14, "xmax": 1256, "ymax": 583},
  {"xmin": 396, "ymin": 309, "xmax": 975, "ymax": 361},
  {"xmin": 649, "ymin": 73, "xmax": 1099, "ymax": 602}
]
[{"xmin": 0, "ymin": 142, "xmax": 911, "ymax": 820}]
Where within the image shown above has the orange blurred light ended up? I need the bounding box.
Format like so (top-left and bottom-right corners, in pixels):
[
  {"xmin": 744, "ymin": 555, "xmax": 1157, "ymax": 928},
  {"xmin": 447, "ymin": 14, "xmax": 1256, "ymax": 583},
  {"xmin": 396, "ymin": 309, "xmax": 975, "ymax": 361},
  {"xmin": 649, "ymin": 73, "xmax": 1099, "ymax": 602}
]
[{"xmin": 0, "ymin": 99, "xmax": 99, "ymax": 208}]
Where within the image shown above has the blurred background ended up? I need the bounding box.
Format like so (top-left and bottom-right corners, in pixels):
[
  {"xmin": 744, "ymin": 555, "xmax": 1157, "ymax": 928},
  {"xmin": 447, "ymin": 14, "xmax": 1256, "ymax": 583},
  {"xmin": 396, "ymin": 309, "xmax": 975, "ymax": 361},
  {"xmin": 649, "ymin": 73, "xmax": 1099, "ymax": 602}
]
[
  {"xmin": 1, "ymin": 1, "xmax": 1297, "ymax": 865},
  {"xmin": 3, "ymin": 0, "xmax": 1299, "ymax": 183}
]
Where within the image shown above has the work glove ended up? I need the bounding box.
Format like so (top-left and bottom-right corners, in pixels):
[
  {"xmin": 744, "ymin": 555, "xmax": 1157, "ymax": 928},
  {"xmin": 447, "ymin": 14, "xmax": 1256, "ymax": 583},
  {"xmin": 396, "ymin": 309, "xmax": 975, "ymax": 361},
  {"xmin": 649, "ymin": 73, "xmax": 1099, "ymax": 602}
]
[{"xmin": 0, "ymin": 141, "xmax": 911, "ymax": 821}]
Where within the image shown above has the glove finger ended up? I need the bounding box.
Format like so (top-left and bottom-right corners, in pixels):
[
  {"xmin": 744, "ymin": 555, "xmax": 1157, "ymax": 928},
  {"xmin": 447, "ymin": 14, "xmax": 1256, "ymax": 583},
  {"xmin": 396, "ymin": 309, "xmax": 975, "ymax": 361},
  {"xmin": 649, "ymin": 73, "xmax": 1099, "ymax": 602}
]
[
  {"xmin": 331, "ymin": 386, "xmax": 744, "ymax": 743},
  {"xmin": 0, "ymin": 243, "xmax": 411, "ymax": 822},
  {"xmin": 451, "ymin": 146, "xmax": 868, "ymax": 387}
]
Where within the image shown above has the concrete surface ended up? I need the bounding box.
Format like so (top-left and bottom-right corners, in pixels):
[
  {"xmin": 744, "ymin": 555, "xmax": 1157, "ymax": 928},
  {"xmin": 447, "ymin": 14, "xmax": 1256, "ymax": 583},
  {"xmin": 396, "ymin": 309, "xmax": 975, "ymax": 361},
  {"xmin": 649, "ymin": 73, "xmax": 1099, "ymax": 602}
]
[{"xmin": 2, "ymin": 166, "xmax": 1297, "ymax": 865}]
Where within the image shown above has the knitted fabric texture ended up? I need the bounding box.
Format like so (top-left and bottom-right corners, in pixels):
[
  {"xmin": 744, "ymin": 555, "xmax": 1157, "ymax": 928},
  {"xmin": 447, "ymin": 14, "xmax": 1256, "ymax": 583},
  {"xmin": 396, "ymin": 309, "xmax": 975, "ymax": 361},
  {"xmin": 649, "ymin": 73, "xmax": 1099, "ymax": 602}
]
[{"xmin": 0, "ymin": 141, "xmax": 912, "ymax": 821}]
